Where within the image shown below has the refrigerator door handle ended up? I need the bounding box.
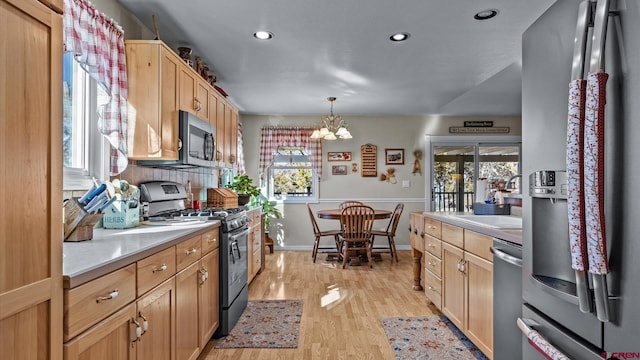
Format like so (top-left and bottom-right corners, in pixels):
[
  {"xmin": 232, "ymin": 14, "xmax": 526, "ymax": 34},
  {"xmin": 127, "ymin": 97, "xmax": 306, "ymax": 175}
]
[
  {"xmin": 574, "ymin": 270, "xmax": 593, "ymax": 313},
  {"xmin": 587, "ymin": 0, "xmax": 612, "ymax": 323}
]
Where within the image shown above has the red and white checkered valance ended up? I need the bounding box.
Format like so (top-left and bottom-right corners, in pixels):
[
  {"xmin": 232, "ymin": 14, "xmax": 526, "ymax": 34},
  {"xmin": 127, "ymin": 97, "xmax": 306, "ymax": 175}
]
[
  {"xmin": 63, "ymin": 0, "xmax": 128, "ymax": 175},
  {"xmin": 259, "ymin": 127, "xmax": 323, "ymax": 179}
]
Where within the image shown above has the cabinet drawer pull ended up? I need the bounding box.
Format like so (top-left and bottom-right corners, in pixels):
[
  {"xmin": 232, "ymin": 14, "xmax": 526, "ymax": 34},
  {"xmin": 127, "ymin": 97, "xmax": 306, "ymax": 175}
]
[
  {"xmin": 428, "ymin": 262, "xmax": 435, "ymax": 267},
  {"xmin": 96, "ymin": 289, "xmax": 119, "ymax": 303},
  {"xmin": 138, "ymin": 312, "xmax": 148, "ymax": 334},
  {"xmin": 152, "ymin": 264, "xmax": 167, "ymax": 273},
  {"xmin": 427, "ymin": 286, "xmax": 434, "ymax": 291},
  {"xmin": 428, "ymin": 243, "xmax": 435, "ymax": 248},
  {"xmin": 185, "ymin": 248, "xmax": 198, "ymax": 255},
  {"xmin": 199, "ymin": 267, "xmax": 209, "ymax": 285},
  {"xmin": 131, "ymin": 318, "xmax": 142, "ymax": 343},
  {"xmin": 205, "ymin": 236, "xmax": 217, "ymax": 243}
]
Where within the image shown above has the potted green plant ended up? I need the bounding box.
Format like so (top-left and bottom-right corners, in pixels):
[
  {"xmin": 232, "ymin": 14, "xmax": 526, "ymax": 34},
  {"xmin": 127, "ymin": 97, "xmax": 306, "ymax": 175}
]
[
  {"xmin": 226, "ymin": 174, "xmax": 260, "ymax": 205},
  {"xmin": 255, "ymin": 193, "xmax": 281, "ymax": 253}
]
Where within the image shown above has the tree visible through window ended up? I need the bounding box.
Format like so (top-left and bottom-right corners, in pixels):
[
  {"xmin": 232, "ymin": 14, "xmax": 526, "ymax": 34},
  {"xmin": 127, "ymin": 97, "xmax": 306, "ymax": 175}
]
[{"xmin": 269, "ymin": 146, "xmax": 317, "ymax": 202}]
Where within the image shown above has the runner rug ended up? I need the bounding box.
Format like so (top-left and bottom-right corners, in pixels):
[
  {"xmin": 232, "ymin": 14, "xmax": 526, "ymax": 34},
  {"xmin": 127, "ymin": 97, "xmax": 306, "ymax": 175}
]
[
  {"xmin": 214, "ymin": 299, "xmax": 303, "ymax": 349},
  {"xmin": 380, "ymin": 315, "xmax": 489, "ymax": 360}
]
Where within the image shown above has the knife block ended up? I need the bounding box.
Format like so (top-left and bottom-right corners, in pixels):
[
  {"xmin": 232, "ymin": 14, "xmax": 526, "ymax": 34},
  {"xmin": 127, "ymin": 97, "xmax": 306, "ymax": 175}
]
[{"xmin": 63, "ymin": 198, "xmax": 103, "ymax": 241}]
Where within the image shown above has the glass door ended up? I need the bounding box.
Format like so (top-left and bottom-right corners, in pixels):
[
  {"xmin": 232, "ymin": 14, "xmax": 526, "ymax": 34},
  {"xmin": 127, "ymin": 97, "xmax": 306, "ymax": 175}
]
[
  {"xmin": 426, "ymin": 136, "xmax": 521, "ymax": 212},
  {"xmin": 432, "ymin": 145, "xmax": 475, "ymax": 212}
]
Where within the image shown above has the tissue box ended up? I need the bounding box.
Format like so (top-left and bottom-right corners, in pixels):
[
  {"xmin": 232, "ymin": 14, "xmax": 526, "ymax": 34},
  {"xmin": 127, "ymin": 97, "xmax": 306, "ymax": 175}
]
[{"xmin": 102, "ymin": 200, "xmax": 140, "ymax": 229}]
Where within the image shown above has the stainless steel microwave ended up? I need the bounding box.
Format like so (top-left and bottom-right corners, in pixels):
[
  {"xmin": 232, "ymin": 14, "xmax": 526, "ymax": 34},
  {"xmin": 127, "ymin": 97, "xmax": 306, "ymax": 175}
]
[{"xmin": 138, "ymin": 111, "xmax": 216, "ymax": 168}]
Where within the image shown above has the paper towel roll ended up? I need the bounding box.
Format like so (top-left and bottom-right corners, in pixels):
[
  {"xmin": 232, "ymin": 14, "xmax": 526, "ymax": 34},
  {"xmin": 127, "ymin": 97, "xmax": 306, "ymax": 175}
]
[{"xmin": 476, "ymin": 179, "xmax": 488, "ymax": 203}]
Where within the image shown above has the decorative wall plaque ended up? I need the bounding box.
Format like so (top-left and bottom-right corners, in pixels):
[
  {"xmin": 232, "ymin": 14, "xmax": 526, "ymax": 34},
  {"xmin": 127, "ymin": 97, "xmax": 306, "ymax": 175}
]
[{"xmin": 360, "ymin": 144, "xmax": 377, "ymax": 177}]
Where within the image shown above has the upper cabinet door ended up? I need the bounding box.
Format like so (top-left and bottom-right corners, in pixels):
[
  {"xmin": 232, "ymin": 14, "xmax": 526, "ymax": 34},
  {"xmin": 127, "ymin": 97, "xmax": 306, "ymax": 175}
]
[
  {"xmin": 39, "ymin": 0, "xmax": 63, "ymax": 13},
  {"xmin": 125, "ymin": 41, "xmax": 180, "ymax": 160},
  {"xmin": 1, "ymin": 0, "xmax": 63, "ymax": 358},
  {"xmin": 179, "ymin": 67, "xmax": 198, "ymax": 115}
]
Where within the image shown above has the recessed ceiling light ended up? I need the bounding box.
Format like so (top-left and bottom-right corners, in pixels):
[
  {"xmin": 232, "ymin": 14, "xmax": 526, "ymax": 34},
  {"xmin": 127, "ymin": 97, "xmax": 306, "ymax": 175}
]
[
  {"xmin": 474, "ymin": 9, "xmax": 499, "ymax": 20},
  {"xmin": 253, "ymin": 31, "xmax": 273, "ymax": 40},
  {"xmin": 389, "ymin": 32, "xmax": 410, "ymax": 42}
]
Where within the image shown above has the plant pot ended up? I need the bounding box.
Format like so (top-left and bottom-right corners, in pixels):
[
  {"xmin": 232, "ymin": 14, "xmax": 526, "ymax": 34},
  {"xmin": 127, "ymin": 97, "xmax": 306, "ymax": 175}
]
[{"xmin": 237, "ymin": 194, "xmax": 251, "ymax": 206}]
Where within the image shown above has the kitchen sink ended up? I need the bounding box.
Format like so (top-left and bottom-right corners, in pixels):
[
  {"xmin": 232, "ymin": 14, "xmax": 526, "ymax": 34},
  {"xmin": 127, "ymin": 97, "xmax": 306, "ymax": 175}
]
[{"xmin": 446, "ymin": 214, "xmax": 522, "ymax": 229}]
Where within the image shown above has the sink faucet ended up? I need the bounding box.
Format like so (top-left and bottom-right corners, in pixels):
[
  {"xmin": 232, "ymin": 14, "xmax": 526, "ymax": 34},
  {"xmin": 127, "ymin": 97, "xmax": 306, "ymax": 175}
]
[{"xmin": 506, "ymin": 174, "xmax": 522, "ymax": 194}]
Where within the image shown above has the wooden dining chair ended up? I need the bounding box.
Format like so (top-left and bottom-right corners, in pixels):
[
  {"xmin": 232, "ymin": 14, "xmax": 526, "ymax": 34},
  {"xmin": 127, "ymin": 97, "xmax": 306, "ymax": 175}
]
[
  {"xmin": 339, "ymin": 200, "xmax": 363, "ymax": 209},
  {"xmin": 307, "ymin": 203, "xmax": 342, "ymax": 263},
  {"xmin": 339, "ymin": 205, "xmax": 375, "ymax": 268},
  {"xmin": 370, "ymin": 203, "xmax": 404, "ymax": 262}
]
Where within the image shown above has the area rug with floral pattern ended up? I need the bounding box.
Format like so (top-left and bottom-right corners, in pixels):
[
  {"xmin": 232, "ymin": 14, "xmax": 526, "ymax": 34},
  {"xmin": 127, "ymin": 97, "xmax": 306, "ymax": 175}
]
[
  {"xmin": 380, "ymin": 315, "xmax": 489, "ymax": 359},
  {"xmin": 214, "ymin": 299, "xmax": 303, "ymax": 349}
]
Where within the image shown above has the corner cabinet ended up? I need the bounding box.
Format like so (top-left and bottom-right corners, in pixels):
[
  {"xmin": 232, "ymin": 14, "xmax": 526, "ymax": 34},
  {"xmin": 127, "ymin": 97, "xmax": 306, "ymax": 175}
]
[
  {"xmin": 125, "ymin": 40, "xmax": 181, "ymax": 160},
  {"xmin": 1, "ymin": 0, "xmax": 63, "ymax": 358}
]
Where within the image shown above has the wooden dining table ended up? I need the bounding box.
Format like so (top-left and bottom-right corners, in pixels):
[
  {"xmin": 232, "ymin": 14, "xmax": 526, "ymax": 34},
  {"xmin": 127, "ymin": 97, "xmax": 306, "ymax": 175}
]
[
  {"xmin": 317, "ymin": 208, "xmax": 392, "ymax": 220},
  {"xmin": 316, "ymin": 208, "xmax": 392, "ymax": 266}
]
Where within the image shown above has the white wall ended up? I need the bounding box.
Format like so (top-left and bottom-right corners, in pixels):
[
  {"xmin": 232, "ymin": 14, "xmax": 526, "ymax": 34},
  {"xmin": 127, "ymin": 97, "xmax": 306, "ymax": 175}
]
[{"xmin": 241, "ymin": 114, "xmax": 521, "ymax": 250}]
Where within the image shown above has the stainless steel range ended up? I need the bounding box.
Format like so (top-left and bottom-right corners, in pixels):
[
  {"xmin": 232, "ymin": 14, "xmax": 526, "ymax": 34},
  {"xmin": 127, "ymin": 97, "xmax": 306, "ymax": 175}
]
[{"xmin": 139, "ymin": 181, "xmax": 249, "ymax": 338}]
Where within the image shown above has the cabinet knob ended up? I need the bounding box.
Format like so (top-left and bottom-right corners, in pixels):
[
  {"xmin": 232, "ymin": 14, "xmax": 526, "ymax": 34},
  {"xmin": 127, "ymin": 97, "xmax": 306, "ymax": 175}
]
[
  {"xmin": 138, "ymin": 312, "xmax": 148, "ymax": 334},
  {"xmin": 177, "ymin": 138, "xmax": 183, "ymax": 151},
  {"xmin": 131, "ymin": 318, "xmax": 142, "ymax": 343}
]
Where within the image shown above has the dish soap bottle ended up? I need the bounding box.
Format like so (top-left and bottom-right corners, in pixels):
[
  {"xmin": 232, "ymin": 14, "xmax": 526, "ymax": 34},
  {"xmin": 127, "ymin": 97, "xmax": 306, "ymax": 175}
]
[{"xmin": 186, "ymin": 180, "xmax": 193, "ymax": 209}]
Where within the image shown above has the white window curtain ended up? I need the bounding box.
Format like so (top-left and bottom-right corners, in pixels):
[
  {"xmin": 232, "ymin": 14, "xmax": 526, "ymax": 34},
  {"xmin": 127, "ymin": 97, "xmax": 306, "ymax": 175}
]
[
  {"xmin": 63, "ymin": 0, "xmax": 128, "ymax": 175},
  {"xmin": 237, "ymin": 121, "xmax": 246, "ymax": 174}
]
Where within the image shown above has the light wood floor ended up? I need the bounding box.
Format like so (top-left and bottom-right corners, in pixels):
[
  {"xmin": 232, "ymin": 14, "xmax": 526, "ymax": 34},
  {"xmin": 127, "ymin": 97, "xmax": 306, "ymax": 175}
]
[{"xmin": 198, "ymin": 250, "xmax": 439, "ymax": 359}]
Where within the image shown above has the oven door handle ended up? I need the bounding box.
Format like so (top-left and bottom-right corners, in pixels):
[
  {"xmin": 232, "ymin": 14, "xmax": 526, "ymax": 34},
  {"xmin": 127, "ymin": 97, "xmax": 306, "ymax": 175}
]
[{"xmin": 228, "ymin": 227, "xmax": 250, "ymax": 242}]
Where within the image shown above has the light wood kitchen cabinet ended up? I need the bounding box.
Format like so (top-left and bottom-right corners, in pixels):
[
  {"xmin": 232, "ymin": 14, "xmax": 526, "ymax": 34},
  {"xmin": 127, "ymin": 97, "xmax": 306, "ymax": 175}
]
[
  {"xmin": 441, "ymin": 241, "xmax": 465, "ymax": 329},
  {"xmin": 247, "ymin": 209, "xmax": 263, "ymax": 283},
  {"xmin": 199, "ymin": 249, "xmax": 219, "ymax": 347},
  {"xmin": 441, "ymin": 225, "xmax": 494, "ymax": 359},
  {"xmin": 0, "ymin": 0, "xmax": 63, "ymax": 358},
  {"xmin": 63, "ymin": 264, "xmax": 137, "ymax": 341},
  {"xmin": 136, "ymin": 278, "xmax": 176, "ymax": 360},
  {"xmin": 215, "ymin": 97, "xmax": 226, "ymax": 166},
  {"xmin": 63, "ymin": 303, "xmax": 137, "ymax": 360},
  {"xmin": 179, "ymin": 66, "xmax": 209, "ymax": 121},
  {"xmin": 125, "ymin": 40, "xmax": 181, "ymax": 160},
  {"xmin": 464, "ymin": 250, "xmax": 493, "ymax": 358},
  {"xmin": 176, "ymin": 262, "xmax": 201, "ymax": 360}
]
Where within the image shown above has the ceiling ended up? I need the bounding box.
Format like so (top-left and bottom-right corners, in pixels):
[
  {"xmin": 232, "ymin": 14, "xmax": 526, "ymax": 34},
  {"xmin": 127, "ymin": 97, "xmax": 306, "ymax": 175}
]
[{"xmin": 118, "ymin": 0, "xmax": 556, "ymax": 117}]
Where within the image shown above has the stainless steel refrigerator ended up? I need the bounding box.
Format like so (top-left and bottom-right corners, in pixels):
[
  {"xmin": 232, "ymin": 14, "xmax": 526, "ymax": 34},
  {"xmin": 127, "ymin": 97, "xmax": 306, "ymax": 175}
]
[{"xmin": 521, "ymin": 0, "xmax": 640, "ymax": 359}]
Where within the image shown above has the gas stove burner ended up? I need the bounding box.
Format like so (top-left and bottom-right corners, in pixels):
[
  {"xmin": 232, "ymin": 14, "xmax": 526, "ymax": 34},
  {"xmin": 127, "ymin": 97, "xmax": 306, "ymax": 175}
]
[{"xmin": 213, "ymin": 210, "xmax": 229, "ymax": 217}]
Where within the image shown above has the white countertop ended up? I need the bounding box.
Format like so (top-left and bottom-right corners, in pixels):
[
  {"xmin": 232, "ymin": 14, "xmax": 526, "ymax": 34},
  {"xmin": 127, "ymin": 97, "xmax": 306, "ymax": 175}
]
[
  {"xmin": 423, "ymin": 212, "xmax": 522, "ymax": 245},
  {"xmin": 63, "ymin": 221, "xmax": 220, "ymax": 288}
]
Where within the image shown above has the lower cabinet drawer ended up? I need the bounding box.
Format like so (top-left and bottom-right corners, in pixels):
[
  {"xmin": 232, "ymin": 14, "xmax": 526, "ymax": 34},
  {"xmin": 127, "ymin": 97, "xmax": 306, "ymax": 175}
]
[
  {"xmin": 176, "ymin": 235, "xmax": 201, "ymax": 272},
  {"xmin": 201, "ymin": 227, "xmax": 219, "ymax": 254},
  {"xmin": 137, "ymin": 246, "xmax": 176, "ymax": 296},
  {"xmin": 424, "ymin": 272, "xmax": 442, "ymax": 309},
  {"xmin": 64, "ymin": 264, "xmax": 136, "ymax": 341},
  {"xmin": 424, "ymin": 252, "xmax": 442, "ymax": 278}
]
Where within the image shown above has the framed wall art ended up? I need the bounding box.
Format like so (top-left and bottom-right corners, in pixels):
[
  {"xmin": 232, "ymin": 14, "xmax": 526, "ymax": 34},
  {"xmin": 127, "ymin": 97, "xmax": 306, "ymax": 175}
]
[
  {"xmin": 327, "ymin": 152, "xmax": 352, "ymax": 161},
  {"xmin": 332, "ymin": 165, "xmax": 348, "ymax": 175},
  {"xmin": 385, "ymin": 148, "xmax": 404, "ymax": 165}
]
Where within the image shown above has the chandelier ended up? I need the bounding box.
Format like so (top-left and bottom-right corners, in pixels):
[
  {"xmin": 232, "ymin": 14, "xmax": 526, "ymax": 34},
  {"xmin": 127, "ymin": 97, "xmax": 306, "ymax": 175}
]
[{"xmin": 310, "ymin": 97, "xmax": 352, "ymax": 140}]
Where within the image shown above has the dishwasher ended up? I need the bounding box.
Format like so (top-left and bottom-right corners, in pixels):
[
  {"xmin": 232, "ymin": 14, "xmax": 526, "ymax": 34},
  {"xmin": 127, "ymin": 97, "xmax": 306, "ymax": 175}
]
[{"xmin": 492, "ymin": 237, "xmax": 523, "ymax": 359}]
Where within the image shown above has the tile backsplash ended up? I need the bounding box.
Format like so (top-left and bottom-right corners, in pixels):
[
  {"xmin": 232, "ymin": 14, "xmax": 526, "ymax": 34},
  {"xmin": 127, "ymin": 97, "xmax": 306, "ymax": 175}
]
[{"xmin": 64, "ymin": 162, "xmax": 221, "ymax": 202}]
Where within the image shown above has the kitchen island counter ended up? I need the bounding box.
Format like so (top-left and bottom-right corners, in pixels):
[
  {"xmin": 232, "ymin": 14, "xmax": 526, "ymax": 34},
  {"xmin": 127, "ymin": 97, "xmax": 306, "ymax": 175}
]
[
  {"xmin": 422, "ymin": 212, "xmax": 522, "ymax": 245},
  {"xmin": 63, "ymin": 221, "xmax": 220, "ymax": 288}
]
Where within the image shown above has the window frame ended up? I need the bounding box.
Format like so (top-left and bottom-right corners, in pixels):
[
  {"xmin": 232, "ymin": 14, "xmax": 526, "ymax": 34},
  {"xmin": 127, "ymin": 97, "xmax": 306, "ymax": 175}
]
[
  {"xmin": 267, "ymin": 147, "xmax": 319, "ymax": 204},
  {"xmin": 63, "ymin": 56, "xmax": 110, "ymax": 190}
]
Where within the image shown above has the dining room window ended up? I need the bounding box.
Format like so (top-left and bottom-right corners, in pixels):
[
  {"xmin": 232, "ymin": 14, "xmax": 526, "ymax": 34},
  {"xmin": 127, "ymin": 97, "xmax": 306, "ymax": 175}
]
[
  {"xmin": 62, "ymin": 53, "xmax": 109, "ymax": 190},
  {"xmin": 268, "ymin": 146, "xmax": 318, "ymax": 203}
]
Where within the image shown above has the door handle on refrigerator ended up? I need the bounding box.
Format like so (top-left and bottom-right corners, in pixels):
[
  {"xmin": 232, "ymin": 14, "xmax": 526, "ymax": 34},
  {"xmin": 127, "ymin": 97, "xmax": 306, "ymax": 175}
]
[
  {"xmin": 574, "ymin": 270, "xmax": 593, "ymax": 313},
  {"xmin": 593, "ymin": 274, "xmax": 610, "ymax": 322}
]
